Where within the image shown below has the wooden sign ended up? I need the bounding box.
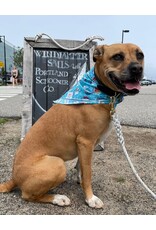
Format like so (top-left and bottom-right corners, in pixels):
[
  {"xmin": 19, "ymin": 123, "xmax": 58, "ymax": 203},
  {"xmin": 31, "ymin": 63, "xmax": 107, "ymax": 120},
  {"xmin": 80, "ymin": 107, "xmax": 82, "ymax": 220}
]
[{"xmin": 21, "ymin": 37, "xmax": 97, "ymax": 139}]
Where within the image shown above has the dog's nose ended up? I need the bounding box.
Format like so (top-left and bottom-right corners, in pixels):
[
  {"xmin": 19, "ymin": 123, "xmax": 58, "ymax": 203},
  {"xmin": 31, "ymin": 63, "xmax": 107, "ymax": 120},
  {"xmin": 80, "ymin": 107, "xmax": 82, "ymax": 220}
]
[{"xmin": 129, "ymin": 63, "xmax": 143, "ymax": 75}]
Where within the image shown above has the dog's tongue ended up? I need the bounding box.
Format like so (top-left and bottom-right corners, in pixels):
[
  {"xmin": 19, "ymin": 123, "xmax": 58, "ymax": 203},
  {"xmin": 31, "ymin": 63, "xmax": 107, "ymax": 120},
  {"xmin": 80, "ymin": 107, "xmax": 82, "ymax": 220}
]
[{"xmin": 124, "ymin": 82, "xmax": 141, "ymax": 90}]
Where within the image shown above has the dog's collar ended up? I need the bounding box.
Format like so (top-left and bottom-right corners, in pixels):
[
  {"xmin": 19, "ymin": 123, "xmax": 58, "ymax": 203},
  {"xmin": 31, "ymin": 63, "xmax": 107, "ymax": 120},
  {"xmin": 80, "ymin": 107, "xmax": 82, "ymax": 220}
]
[{"xmin": 94, "ymin": 70, "xmax": 122, "ymax": 97}]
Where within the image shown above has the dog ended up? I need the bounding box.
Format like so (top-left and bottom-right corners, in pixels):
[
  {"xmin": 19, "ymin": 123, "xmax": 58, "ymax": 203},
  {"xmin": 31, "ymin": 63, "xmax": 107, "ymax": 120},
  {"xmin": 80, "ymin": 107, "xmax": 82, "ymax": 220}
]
[{"xmin": 0, "ymin": 43, "xmax": 144, "ymax": 209}]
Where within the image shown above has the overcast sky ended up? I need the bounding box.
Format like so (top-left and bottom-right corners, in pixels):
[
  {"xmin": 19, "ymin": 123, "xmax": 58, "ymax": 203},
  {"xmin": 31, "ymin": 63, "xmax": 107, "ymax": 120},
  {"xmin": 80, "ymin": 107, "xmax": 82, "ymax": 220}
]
[
  {"xmin": 1, "ymin": 1, "xmax": 156, "ymax": 80},
  {"xmin": 1, "ymin": 15, "xmax": 156, "ymax": 79}
]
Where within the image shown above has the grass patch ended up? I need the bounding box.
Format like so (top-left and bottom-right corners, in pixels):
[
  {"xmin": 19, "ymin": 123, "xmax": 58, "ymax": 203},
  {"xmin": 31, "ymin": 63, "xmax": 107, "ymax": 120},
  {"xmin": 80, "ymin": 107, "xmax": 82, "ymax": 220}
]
[
  {"xmin": 113, "ymin": 176, "xmax": 126, "ymax": 183},
  {"xmin": 0, "ymin": 118, "xmax": 9, "ymax": 125}
]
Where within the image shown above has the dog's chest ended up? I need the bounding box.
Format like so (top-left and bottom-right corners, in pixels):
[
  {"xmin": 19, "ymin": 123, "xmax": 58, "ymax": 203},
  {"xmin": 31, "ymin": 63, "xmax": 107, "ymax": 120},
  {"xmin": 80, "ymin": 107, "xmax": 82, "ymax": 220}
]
[{"xmin": 97, "ymin": 121, "xmax": 113, "ymax": 145}]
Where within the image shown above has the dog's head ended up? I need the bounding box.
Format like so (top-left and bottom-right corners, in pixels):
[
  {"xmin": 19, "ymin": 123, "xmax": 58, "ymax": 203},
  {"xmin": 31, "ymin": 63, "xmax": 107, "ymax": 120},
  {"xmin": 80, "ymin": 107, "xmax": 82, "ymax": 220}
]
[{"xmin": 93, "ymin": 43, "xmax": 144, "ymax": 95}]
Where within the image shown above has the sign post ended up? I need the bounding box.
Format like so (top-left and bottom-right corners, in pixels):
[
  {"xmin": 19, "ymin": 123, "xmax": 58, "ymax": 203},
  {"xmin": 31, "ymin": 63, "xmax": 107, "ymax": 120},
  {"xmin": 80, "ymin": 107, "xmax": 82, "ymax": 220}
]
[{"xmin": 0, "ymin": 61, "xmax": 4, "ymax": 68}]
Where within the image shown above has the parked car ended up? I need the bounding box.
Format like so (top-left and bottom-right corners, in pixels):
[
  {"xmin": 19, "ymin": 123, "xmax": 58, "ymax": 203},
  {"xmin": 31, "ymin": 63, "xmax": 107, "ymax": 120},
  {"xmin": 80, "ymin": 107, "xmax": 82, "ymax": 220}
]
[
  {"xmin": 0, "ymin": 73, "xmax": 23, "ymax": 85},
  {"xmin": 0, "ymin": 73, "xmax": 12, "ymax": 85},
  {"xmin": 6, "ymin": 73, "xmax": 12, "ymax": 83},
  {"xmin": 141, "ymin": 79, "xmax": 152, "ymax": 86},
  {"xmin": 0, "ymin": 76, "xmax": 2, "ymax": 84},
  {"xmin": 150, "ymin": 80, "xmax": 156, "ymax": 84}
]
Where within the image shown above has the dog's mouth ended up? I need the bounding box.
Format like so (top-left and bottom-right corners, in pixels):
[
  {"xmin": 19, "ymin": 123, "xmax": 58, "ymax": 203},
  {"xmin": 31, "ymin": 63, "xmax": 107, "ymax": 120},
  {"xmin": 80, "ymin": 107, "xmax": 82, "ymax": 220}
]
[{"xmin": 108, "ymin": 72, "xmax": 142, "ymax": 95}]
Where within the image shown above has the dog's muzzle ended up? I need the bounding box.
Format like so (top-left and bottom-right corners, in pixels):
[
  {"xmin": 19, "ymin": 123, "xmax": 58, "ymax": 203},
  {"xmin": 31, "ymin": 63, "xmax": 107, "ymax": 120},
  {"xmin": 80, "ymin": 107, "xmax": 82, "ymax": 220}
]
[{"xmin": 108, "ymin": 62, "xmax": 143, "ymax": 95}]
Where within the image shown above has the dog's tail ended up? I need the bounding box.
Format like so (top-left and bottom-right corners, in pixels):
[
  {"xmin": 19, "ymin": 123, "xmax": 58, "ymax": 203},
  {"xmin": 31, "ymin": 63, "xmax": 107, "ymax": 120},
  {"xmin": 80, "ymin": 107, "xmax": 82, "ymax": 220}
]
[{"xmin": 0, "ymin": 179, "xmax": 16, "ymax": 193}]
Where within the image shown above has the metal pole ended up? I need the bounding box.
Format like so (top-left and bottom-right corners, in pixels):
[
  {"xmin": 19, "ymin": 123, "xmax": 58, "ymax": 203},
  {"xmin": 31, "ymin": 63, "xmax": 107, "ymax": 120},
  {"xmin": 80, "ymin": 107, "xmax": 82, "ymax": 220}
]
[
  {"xmin": 3, "ymin": 36, "xmax": 7, "ymax": 85},
  {"xmin": 121, "ymin": 30, "xmax": 124, "ymax": 43},
  {"xmin": 0, "ymin": 35, "xmax": 7, "ymax": 85},
  {"xmin": 3, "ymin": 36, "xmax": 6, "ymax": 73},
  {"xmin": 121, "ymin": 30, "xmax": 129, "ymax": 44}
]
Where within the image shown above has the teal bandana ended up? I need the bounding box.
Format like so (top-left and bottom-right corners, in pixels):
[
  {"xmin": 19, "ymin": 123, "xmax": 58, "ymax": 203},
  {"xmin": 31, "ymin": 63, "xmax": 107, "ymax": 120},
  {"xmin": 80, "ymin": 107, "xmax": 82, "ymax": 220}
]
[{"xmin": 54, "ymin": 67, "xmax": 123, "ymax": 107}]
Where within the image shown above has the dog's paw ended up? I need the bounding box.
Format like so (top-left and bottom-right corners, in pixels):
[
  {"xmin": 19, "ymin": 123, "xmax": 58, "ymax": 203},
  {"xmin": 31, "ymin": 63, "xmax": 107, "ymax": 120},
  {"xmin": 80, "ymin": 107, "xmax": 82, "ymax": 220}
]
[
  {"xmin": 52, "ymin": 194, "xmax": 71, "ymax": 206},
  {"xmin": 85, "ymin": 195, "xmax": 104, "ymax": 209}
]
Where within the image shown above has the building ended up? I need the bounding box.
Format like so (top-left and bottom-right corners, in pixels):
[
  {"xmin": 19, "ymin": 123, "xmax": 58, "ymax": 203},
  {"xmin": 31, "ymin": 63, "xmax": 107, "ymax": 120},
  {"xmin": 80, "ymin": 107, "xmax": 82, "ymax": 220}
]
[{"xmin": 0, "ymin": 36, "xmax": 17, "ymax": 74}]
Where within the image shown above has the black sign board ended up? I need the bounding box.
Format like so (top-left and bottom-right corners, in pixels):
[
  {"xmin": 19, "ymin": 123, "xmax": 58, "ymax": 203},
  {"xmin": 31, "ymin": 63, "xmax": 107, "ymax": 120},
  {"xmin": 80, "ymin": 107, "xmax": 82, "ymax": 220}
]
[{"xmin": 32, "ymin": 48, "xmax": 90, "ymax": 124}]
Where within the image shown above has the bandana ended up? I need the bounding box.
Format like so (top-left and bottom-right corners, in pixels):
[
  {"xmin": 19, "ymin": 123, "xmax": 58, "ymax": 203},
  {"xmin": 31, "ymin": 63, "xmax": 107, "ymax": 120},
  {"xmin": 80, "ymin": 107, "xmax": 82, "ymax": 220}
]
[{"xmin": 54, "ymin": 67, "xmax": 123, "ymax": 107}]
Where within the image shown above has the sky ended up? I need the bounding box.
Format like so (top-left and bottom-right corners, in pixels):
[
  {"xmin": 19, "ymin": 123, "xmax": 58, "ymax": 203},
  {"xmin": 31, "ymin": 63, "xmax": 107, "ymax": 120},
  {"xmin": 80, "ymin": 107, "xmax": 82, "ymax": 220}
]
[{"xmin": 1, "ymin": 15, "xmax": 156, "ymax": 80}]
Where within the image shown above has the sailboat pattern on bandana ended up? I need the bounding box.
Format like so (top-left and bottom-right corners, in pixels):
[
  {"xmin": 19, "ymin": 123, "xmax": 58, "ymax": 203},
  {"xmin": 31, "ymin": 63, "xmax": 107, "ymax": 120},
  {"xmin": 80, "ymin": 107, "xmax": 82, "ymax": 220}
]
[{"xmin": 54, "ymin": 67, "xmax": 123, "ymax": 106}]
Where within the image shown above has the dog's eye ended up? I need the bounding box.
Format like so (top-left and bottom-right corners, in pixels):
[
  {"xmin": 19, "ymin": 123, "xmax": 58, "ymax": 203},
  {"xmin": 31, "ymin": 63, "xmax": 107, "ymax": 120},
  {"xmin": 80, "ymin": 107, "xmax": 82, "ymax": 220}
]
[
  {"xmin": 136, "ymin": 52, "xmax": 144, "ymax": 60},
  {"xmin": 112, "ymin": 54, "xmax": 124, "ymax": 61}
]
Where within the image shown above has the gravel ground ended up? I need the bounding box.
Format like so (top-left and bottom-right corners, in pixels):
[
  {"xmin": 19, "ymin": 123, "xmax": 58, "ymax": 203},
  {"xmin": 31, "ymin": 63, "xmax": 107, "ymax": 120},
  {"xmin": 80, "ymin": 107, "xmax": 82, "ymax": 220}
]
[{"xmin": 0, "ymin": 119, "xmax": 156, "ymax": 215}]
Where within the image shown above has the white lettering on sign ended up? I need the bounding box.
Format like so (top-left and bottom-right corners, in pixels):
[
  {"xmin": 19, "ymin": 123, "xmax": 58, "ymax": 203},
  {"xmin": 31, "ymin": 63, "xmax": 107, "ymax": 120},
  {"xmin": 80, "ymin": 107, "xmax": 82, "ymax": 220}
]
[
  {"xmin": 34, "ymin": 50, "xmax": 88, "ymax": 61},
  {"xmin": 43, "ymin": 85, "xmax": 55, "ymax": 93},
  {"xmin": 35, "ymin": 68, "xmax": 69, "ymax": 77},
  {"xmin": 34, "ymin": 49, "xmax": 88, "ymax": 94},
  {"xmin": 36, "ymin": 76, "xmax": 68, "ymax": 85},
  {"xmin": 47, "ymin": 60, "xmax": 70, "ymax": 68}
]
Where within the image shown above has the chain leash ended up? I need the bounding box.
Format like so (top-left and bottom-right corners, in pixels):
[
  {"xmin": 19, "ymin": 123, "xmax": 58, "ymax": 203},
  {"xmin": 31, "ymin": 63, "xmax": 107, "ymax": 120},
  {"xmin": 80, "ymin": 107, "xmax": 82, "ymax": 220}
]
[{"xmin": 110, "ymin": 96, "xmax": 156, "ymax": 200}]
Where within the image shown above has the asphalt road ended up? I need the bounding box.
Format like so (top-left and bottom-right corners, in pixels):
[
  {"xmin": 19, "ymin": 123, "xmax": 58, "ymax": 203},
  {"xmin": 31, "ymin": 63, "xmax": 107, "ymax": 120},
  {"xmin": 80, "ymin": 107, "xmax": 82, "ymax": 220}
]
[
  {"xmin": 0, "ymin": 84, "xmax": 156, "ymax": 128},
  {"xmin": 0, "ymin": 85, "xmax": 22, "ymax": 118},
  {"xmin": 117, "ymin": 85, "xmax": 156, "ymax": 128}
]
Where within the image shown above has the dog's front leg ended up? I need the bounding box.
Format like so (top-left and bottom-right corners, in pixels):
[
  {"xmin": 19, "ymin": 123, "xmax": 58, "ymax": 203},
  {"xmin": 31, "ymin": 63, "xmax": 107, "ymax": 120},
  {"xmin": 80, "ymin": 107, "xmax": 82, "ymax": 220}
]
[{"xmin": 77, "ymin": 138, "xmax": 104, "ymax": 209}]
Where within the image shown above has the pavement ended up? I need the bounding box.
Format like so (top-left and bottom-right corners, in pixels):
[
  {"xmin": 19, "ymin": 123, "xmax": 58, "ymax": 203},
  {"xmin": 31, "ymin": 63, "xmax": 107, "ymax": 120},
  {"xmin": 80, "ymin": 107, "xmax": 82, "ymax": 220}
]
[
  {"xmin": 117, "ymin": 85, "xmax": 156, "ymax": 128},
  {"xmin": 0, "ymin": 85, "xmax": 23, "ymax": 118},
  {"xmin": 0, "ymin": 84, "xmax": 156, "ymax": 128}
]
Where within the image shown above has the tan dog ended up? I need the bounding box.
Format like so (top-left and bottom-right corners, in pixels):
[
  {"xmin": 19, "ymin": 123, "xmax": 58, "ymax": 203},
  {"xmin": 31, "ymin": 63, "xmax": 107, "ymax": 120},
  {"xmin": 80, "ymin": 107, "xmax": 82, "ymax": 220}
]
[{"xmin": 0, "ymin": 43, "xmax": 144, "ymax": 209}]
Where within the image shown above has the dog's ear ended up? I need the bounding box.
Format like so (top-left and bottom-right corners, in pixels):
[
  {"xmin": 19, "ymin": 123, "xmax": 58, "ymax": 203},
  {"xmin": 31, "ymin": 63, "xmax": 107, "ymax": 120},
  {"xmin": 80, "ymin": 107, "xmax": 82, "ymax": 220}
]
[{"xmin": 93, "ymin": 45, "xmax": 104, "ymax": 62}]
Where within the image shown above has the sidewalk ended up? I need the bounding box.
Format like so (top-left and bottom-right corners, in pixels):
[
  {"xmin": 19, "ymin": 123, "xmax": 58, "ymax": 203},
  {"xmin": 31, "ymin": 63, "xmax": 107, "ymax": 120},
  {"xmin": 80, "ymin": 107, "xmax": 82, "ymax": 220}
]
[
  {"xmin": 0, "ymin": 85, "xmax": 22, "ymax": 117},
  {"xmin": 0, "ymin": 85, "xmax": 22, "ymax": 94}
]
